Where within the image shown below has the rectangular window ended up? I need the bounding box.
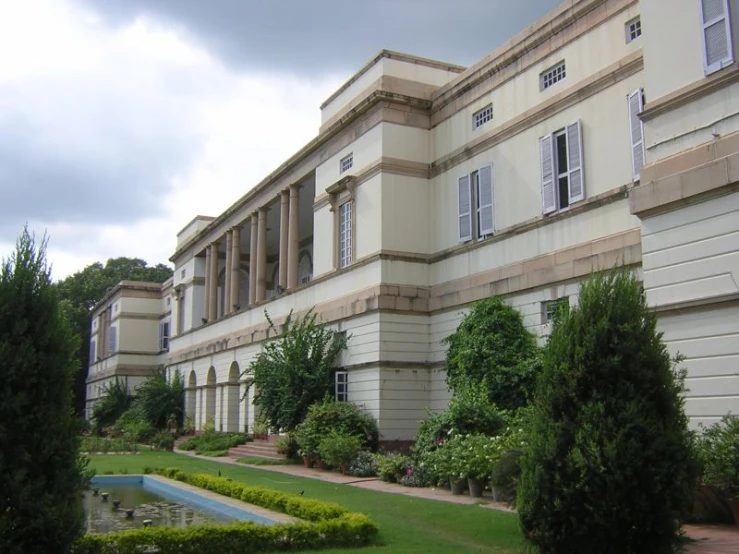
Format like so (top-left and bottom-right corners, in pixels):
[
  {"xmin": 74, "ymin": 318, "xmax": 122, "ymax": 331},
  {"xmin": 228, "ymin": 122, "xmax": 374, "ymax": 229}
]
[
  {"xmin": 107, "ymin": 325, "xmax": 117, "ymax": 353},
  {"xmin": 628, "ymin": 89, "xmax": 646, "ymax": 181},
  {"xmin": 540, "ymin": 61, "xmax": 566, "ymax": 90},
  {"xmin": 159, "ymin": 321, "xmax": 170, "ymax": 352},
  {"xmin": 457, "ymin": 165, "xmax": 494, "ymax": 243},
  {"xmin": 181, "ymin": 269, "xmax": 186, "ymax": 279},
  {"xmin": 90, "ymin": 340, "xmax": 96, "ymax": 362},
  {"xmin": 540, "ymin": 120, "xmax": 584, "ymax": 214},
  {"xmin": 542, "ymin": 297, "xmax": 569, "ymax": 324},
  {"xmin": 335, "ymin": 371, "xmax": 348, "ymax": 402},
  {"xmin": 626, "ymin": 16, "xmax": 642, "ymax": 42},
  {"xmin": 472, "ymin": 104, "xmax": 493, "ymax": 130},
  {"xmin": 700, "ymin": 0, "xmax": 734, "ymax": 74},
  {"xmin": 340, "ymin": 153, "xmax": 353, "ymax": 173},
  {"xmin": 339, "ymin": 201, "xmax": 353, "ymax": 268}
]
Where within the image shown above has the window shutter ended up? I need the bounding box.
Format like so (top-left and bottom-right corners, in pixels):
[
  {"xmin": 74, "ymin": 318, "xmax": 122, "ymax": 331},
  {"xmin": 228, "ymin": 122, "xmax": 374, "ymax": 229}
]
[
  {"xmin": 566, "ymin": 120, "xmax": 585, "ymax": 203},
  {"xmin": 477, "ymin": 165, "xmax": 494, "ymax": 235},
  {"xmin": 539, "ymin": 135, "xmax": 556, "ymax": 214},
  {"xmin": 457, "ymin": 175, "xmax": 472, "ymax": 242},
  {"xmin": 107, "ymin": 326, "xmax": 117, "ymax": 353},
  {"xmin": 701, "ymin": 0, "xmax": 734, "ymax": 73},
  {"xmin": 628, "ymin": 89, "xmax": 646, "ymax": 181}
]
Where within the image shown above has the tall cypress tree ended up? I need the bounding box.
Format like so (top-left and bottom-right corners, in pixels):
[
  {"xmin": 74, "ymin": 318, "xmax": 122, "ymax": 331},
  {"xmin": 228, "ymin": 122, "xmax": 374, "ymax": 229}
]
[
  {"xmin": 0, "ymin": 229, "xmax": 84, "ymax": 553},
  {"xmin": 518, "ymin": 270, "xmax": 698, "ymax": 554}
]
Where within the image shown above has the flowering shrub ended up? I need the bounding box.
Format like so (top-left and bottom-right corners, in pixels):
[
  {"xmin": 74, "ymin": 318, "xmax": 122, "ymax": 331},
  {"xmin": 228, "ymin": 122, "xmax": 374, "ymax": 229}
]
[
  {"xmin": 318, "ymin": 432, "xmax": 362, "ymax": 467},
  {"xmin": 374, "ymin": 452, "xmax": 411, "ymax": 483},
  {"xmin": 349, "ymin": 450, "xmax": 377, "ymax": 477}
]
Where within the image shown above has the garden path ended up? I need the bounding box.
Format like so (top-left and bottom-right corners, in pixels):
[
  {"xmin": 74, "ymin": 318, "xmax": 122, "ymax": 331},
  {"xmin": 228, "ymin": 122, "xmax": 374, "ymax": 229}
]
[{"xmin": 174, "ymin": 448, "xmax": 739, "ymax": 553}]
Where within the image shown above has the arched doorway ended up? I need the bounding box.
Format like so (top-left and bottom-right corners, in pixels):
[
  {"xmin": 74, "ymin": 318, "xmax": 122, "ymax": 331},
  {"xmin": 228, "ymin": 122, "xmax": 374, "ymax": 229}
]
[
  {"xmin": 226, "ymin": 362, "xmax": 241, "ymax": 432},
  {"xmin": 205, "ymin": 367, "xmax": 217, "ymax": 430},
  {"xmin": 186, "ymin": 371, "xmax": 197, "ymax": 427}
]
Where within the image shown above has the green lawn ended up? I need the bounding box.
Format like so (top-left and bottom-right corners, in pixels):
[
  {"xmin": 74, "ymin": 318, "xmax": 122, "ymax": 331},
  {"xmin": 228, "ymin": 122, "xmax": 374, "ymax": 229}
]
[{"xmin": 89, "ymin": 451, "xmax": 525, "ymax": 554}]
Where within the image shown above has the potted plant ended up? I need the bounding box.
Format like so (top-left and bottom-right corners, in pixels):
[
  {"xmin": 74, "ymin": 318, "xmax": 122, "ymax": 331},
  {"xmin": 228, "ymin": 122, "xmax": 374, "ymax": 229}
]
[
  {"xmin": 461, "ymin": 434, "xmax": 502, "ymax": 498},
  {"xmin": 252, "ymin": 416, "xmax": 269, "ymax": 440},
  {"xmin": 318, "ymin": 432, "xmax": 362, "ymax": 474},
  {"xmin": 429, "ymin": 435, "xmax": 467, "ymax": 495},
  {"xmin": 698, "ymin": 414, "xmax": 739, "ymax": 525}
]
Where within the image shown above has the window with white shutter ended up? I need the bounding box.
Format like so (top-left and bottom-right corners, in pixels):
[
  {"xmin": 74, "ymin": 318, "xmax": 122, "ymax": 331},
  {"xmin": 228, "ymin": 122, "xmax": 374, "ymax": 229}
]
[
  {"xmin": 107, "ymin": 326, "xmax": 117, "ymax": 353},
  {"xmin": 540, "ymin": 120, "xmax": 585, "ymax": 213},
  {"xmin": 457, "ymin": 175, "xmax": 472, "ymax": 242},
  {"xmin": 700, "ymin": 0, "xmax": 734, "ymax": 74},
  {"xmin": 159, "ymin": 321, "xmax": 170, "ymax": 352},
  {"xmin": 566, "ymin": 120, "xmax": 584, "ymax": 203},
  {"xmin": 338, "ymin": 201, "xmax": 353, "ymax": 268},
  {"xmin": 335, "ymin": 371, "xmax": 348, "ymax": 402},
  {"xmin": 628, "ymin": 89, "xmax": 646, "ymax": 181},
  {"xmin": 477, "ymin": 165, "xmax": 494, "ymax": 236},
  {"xmin": 540, "ymin": 135, "xmax": 556, "ymax": 214}
]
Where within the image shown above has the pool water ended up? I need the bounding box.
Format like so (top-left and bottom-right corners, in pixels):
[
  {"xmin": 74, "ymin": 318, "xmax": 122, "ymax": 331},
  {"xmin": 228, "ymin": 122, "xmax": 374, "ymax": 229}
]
[{"xmin": 83, "ymin": 485, "xmax": 233, "ymax": 533}]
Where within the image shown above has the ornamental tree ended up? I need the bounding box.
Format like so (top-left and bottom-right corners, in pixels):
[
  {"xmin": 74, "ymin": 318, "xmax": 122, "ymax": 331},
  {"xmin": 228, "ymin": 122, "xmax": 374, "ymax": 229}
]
[
  {"xmin": 0, "ymin": 228, "xmax": 85, "ymax": 553},
  {"xmin": 517, "ymin": 269, "xmax": 698, "ymax": 554},
  {"xmin": 243, "ymin": 309, "xmax": 348, "ymax": 431},
  {"xmin": 442, "ymin": 296, "xmax": 541, "ymax": 410}
]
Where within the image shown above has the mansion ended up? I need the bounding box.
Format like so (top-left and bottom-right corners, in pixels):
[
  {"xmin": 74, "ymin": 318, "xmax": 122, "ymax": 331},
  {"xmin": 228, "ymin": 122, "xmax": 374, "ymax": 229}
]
[{"xmin": 87, "ymin": 0, "xmax": 739, "ymax": 443}]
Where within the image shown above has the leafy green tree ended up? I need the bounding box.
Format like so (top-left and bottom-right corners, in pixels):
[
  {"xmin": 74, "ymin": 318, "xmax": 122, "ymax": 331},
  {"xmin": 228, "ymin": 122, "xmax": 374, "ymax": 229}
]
[
  {"xmin": 244, "ymin": 309, "xmax": 349, "ymax": 431},
  {"xmin": 0, "ymin": 228, "xmax": 85, "ymax": 553},
  {"xmin": 132, "ymin": 369, "xmax": 184, "ymax": 429},
  {"xmin": 90, "ymin": 378, "xmax": 133, "ymax": 432},
  {"xmin": 517, "ymin": 270, "xmax": 698, "ymax": 554},
  {"xmin": 56, "ymin": 257, "xmax": 173, "ymax": 415},
  {"xmin": 442, "ymin": 296, "xmax": 541, "ymax": 410}
]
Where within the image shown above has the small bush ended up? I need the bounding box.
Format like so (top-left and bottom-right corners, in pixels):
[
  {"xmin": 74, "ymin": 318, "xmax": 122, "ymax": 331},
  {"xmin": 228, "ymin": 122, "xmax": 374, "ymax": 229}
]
[
  {"xmin": 698, "ymin": 414, "xmax": 739, "ymax": 501},
  {"xmin": 318, "ymin": 432, "xmax": 362, "ymax": 467},
  {"xmin": 150, "ymin": 431, "xmax": 174, "ymax": 451},
  {"xmin": 349, "ymin": 450, "xmax": 377, "ymax": 477},
  {"xmin": 80, "ymin": 436, "xmax": 137, "ymax": 453},
  {"xmin": 374, "ymin": 452, "xmax": 411, "ymax": 483},
  {"xmin": 295, "ymin": 398, "xmax": 378, "ymax": 458},
  {"xmin": 179, "ymin": 432, "xmax": 248, "ymax": 455},
  {"xmin": 275, "ymin": 432, "xmax": 299, "ymax": 459}
]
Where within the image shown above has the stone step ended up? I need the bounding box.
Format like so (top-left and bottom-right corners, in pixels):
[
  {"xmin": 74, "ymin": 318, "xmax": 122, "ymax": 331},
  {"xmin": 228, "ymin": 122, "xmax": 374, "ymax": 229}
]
[{"xmin": 228, "ymin": 445, "xmax": 284, "ymax": 461}]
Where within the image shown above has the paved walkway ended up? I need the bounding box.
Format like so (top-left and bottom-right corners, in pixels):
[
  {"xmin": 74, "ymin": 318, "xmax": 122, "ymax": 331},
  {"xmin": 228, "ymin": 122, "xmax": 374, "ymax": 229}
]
[{"xmin": 175, "ymin": 449, "xmax": 739, "ymax": 552}]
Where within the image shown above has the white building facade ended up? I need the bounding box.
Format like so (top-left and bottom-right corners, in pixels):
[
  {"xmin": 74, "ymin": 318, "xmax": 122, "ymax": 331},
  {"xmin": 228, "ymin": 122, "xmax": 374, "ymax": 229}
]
[{"xmin": 88, "ymin": 0, "xmax": 739, "ymax": 441}]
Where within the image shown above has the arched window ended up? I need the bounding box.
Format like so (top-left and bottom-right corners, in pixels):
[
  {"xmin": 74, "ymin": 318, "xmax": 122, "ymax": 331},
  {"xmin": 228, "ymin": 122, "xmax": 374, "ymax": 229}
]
[{"xmin": 298, "ymin": 250, "xmax": 313, "ymax": 285}]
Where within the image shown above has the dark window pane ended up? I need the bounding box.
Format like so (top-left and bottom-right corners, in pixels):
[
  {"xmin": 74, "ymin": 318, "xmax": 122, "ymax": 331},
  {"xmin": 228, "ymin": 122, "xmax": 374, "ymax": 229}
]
[
  {"xmin": 559, "ymin": 176, "xmax": 570, "ymax": 209},
  {"xmin": 556, "ymin": 133, "xmax": 568, "ymax": 174}
]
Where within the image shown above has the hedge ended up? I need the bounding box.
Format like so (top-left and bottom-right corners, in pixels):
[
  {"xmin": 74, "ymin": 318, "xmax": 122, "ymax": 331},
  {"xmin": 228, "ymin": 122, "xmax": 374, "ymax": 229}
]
[{"xmin": 72, "ymin": 468, "xmax": 377, "ymax": 553}]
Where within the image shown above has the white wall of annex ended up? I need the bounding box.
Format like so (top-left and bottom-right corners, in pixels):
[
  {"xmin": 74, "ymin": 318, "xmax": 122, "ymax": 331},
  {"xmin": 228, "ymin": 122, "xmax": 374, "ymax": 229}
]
[
  {"xmin": 433, "ymin": 4, "xmax": 642, "ymax": 159},
  {"xmin": 432, "ymin": 73, "xmax": 643, "ymax": 254},
  {"xmin": 315, "ymin": 125, "xmax": 382, "ymax": 194},
  {"xmin": 641, "ymin": 0, "xmax": 707, "ymax": 102}
]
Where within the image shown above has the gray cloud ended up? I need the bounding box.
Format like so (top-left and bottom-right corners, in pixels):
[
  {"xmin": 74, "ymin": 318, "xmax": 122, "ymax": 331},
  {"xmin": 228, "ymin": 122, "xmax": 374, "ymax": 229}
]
[
  {"xmin": 0, "ymin": 61, "xmax": 211, "ymax": 236},
  {"xmin": 75, "ymin": 0, "xmax": 563, "ymax": 75}
]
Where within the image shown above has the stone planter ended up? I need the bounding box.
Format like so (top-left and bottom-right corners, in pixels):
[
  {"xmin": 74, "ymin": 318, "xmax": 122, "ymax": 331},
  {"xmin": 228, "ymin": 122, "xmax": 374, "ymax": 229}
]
[
  {"xmin": 491, "ymin": 483, "xmax": 506, "ymax": 502},
  {"xmin": 468, "ymin": 477, "xmax": 484, "ymax": 498},
  {"xmin": 314, "ymin": 458, "xmax": 326, "ymax": 470},
  {"xmin": 302, "ymin": 456, "xmax": 313, "ymax": 468},
  {"xmin": 450, "ymin": 478, "xmax": 466, "ymax": 495},
  {"xmin": 340, "ymin": 463, "xmax": 350, "ymax": 475}
]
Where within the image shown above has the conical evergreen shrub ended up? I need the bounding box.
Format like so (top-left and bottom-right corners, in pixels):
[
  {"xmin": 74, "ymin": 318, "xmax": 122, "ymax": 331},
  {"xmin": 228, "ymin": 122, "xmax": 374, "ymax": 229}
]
[
  {"xmin": 518, "ymin": 270, "xmax": 697, "ymax": 554},
  {"xmin": 0, "ymin": 229, "xmax": 84, "ymax": 553}
]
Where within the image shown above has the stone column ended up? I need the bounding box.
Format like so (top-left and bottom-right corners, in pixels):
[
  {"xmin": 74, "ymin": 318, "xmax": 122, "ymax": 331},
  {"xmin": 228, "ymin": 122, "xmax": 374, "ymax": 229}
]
[
  {"xmin": 256, "ymin": 208, "xmax": 267, "ymax": 302},
  {"xmin": 230, "ymin": 226, "xmax": 242, "ymax": 310},
  {"xmin": 224, "ymin": 231, "xmax": 232, "ymax": 316},
  {"xmin": 249, "ymin": 213, "xmax": 258, "ymax": 305},
  {"xmin": 203, "ymin": 247, "xmax": 211, "ymax": 321},
  {"xmin": 208, "ymin": 242, "xmax": 218, "ymax": 322},
  {"xmin": 287, "ymin": 184, "xmax": 300, "ymax": 289},
  {"xmin": 279, "ymin": 190, "xmax": 289, "ymax": 290}
]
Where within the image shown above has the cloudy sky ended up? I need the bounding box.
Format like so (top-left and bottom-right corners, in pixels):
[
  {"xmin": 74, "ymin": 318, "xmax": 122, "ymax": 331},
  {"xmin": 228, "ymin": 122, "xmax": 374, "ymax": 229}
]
[{"xmin": 0, "ymin": 0, "xmax": 560, "ymax": 280}]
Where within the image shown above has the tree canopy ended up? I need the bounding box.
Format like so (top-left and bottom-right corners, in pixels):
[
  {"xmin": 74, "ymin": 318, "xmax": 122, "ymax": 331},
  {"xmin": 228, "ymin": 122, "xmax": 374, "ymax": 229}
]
[
  {"xmin": 244, "ymin": 309, "xmax": 348, "ymax": 432},
  {"xmin": 442, "ymin": 296, "xmax": 541, "ymax": 411},
  {"xmin": 0, "ymin": 228, "xmax": 85, "ymax": 553},
  {"xmin": 56, "ymin": 257, "xmax": 173, "ymax": 415}
]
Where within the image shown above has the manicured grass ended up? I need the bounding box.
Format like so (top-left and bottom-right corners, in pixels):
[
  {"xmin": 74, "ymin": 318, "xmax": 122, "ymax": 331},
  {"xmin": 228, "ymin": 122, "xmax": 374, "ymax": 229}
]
[
  {"xmin": 237, "ymin": 456, "xmax": 295, "ymax": 466},
  {"xmin": 88, "ymin": 451, "xmax": 525, "ymax": 554}
]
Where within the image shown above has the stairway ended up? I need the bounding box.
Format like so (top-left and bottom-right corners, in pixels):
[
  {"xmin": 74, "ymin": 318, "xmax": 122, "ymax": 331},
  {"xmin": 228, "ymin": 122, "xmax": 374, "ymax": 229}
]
[{"xmin": 228, "ymin": 436, "xmax": 284, "ymax": 461}]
